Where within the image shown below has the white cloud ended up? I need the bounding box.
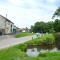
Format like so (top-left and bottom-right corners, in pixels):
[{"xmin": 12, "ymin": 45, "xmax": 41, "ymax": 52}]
[
  {"xmin": 7, "ymin": 0, "xmax": 57, "ymax": 11},
  {"xmin": 46, "ymin": 0, "xmax": 56, "ymax": 3},
  {"xmin": 7, "ymin": 0, "xmax": 24, "ymax": 6}
]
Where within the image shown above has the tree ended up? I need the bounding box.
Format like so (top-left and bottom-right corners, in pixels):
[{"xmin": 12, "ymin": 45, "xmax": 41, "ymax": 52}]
[
  {"xmin": 54, "ymin": 19, "xmax": 60, "ymax": 32},
  {"xmin": 30, "ymin": 19, "xmax": 60, "ymax": 33},
  {"xmin": 30, "ymin": 25, "xmax": 34, "ymax": 32},
  {"xmin": 46, "ymin": 21, "xmax": 54, "ymax": 32},
  {"xmin": 54, "ymin": 33, "xmax": 60, "ymax": 49},
  {"xmin": 52, "ymin": 7, "xmax": 60, "ymax": 19},
  {"xmin": 52, "ymin": 7, "xmax": 60, "ymax": 32},
  {"xmin": 30, "ymin": 21, "xmax": 55, "ymax": 33},
  {"xmin": 31, "ymin": 22, "xmax": 48, "ymax": 33}
]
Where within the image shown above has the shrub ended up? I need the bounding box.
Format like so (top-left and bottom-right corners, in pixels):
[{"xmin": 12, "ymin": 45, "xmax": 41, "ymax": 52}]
[
  {"xmin": 40, "ymin": 36, "xmax": 55, "ymax": 49},
  {"xmin": 41, "ymin": 36, "xmax": 55, "ymax": 45},
  {"xmin": 45, "ymin": 37, "xmax": 54, "ymax": 44},
  {"xmin": 54, "ymin": 32, "xmax": 60, "ymax": 49}
]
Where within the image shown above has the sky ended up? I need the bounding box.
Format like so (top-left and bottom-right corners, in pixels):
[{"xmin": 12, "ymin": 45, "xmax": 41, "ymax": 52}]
[{"xmin": 0, "ymin": 0, "xmax": 60, "ymax": 28}]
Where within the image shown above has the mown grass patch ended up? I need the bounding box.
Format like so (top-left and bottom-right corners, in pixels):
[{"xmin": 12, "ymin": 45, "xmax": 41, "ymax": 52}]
[{"xmin": 15, "ymin": 32, "xmax": 34, "ymax": 38}]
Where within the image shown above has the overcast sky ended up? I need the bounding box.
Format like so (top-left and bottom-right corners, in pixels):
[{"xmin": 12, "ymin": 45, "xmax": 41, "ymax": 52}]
[{"xmin": 0, "ymin": 0, "xmax": 60, "ymax": 28}]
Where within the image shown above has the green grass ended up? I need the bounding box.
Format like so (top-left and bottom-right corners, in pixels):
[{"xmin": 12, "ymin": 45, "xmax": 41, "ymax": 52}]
[
  {"xmin": 15, "ymin": 32, "xmax": 34, "ymax": 38},
  {"xmin": 0, "ymin": 47, "xmax": 27, "ymax": 60},
  {"xmin": 0, "ymin": 46, "xmax": 60, "ymax": 60}
]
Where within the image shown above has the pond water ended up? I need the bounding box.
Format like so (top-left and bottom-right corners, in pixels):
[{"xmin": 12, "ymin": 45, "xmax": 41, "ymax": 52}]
[
  {"xmin": 26, "ymin": 48, "xmax": 39, "ymax": 57},
  {"xmin": 26, "ymin": 47, "xmax": 59, "ymax": 57}
]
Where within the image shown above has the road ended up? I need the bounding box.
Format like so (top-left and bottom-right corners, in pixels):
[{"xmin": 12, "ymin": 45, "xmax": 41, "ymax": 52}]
[
  {"xmin": 0, "ymin": 35, "xmax": 37, "ymax": 49},
  {"xmin": 0, "ymin": 32, "xmax": 21, "ymax": 40},
  {"xmin": 0, "ymin": 35, "xmax": 15, "ymax": 40}
]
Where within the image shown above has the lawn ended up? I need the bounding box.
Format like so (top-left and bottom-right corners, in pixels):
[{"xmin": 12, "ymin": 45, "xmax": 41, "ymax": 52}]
[{"xmin": 15, "ymin": 32, "xmax": 34, "ymax": 38}]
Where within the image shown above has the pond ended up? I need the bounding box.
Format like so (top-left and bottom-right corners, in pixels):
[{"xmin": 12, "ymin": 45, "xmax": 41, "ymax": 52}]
[
  {"xmin": 26, "ymin": 48, "xmax": 39, "ymax": 57},
  {"xmin": 26, "ymin": 47, "xmax": 59, "ymax": 57}
]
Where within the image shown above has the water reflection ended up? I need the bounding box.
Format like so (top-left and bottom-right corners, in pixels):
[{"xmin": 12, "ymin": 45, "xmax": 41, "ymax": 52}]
[
  {"xmin": 26, "ymin": 47, "xmax": 59, "ymax": 57},
  {"xmin": 26, "ymin": 48, "xmax": 39, "ymax": 57}
]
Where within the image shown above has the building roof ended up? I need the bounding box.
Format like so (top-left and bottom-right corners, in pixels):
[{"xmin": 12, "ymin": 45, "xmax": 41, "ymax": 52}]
[{"xmin": 0, "ymin": 15, "xmax": 14, "ymax": 24}]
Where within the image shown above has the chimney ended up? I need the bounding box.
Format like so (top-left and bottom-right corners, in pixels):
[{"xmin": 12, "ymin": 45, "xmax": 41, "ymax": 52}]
[{"xmin": 6, "ymin": 14, "xmax": 7, "ymax": 18}]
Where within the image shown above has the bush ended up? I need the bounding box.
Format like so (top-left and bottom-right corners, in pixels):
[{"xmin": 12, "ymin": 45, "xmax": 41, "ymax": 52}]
[
  {"xmin": 40, "ymin": 36, "xmax": 55, "ymax": 49},
  {"xmin": 45, "ymin": 37, "xmax": 54, "ymax": 44},
  {"xmin": 54, "ymin": 32, "xmax": 60, "ymax": 49},
  {"xmin": 41, "ymin": 36, "xmax": 55, "ymax": 45}
]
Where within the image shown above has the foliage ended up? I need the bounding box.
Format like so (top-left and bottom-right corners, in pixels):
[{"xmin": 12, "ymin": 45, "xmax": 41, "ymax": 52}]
[
  {"xmin": 38, "ymin": 34, "xmax": 55, "ymax": 49},
  {"xmin": 52, "ymin": 7, "xmax": 60, "ymax": 18},
  {"xmin": 30, "ymin": 21, "xmax": 56, "ymax": 33},
  {"xmin": 17, "ymin": 44, "xmax": 27, "ymax": 51},
  {"xmin": 33, "ymin": 22, "xmax": 47, "ymax": 33},
  {"xmin": 41, "ymin": 37, "xmax": 55, "ymax": 45},
  {"xmin": 30, "ymin": 19, "xmax": 60, "ymax": 33},
  {"xmin": 30, "ymin": 25, "xmax": 34, "ymax": 32},
  {"xmin": 54, "ymin": 32, "xmax": 60, "ymax": 49},
  {"xmin": 46, "ymin": 21, "xmax": 54, "ymax": 32},
  {"xmin": 53, "ymin": 19, "xmax": 60, "ymax": 32}
]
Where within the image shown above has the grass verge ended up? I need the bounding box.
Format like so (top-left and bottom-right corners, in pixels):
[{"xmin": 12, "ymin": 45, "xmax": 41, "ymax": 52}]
[
  {"xmin": 15, "ymin": 32, "xmax": 34, "ymax": 38},
  {"xmin": 0, "ymin": 46, "xmax": 60, "ymax": 60}
]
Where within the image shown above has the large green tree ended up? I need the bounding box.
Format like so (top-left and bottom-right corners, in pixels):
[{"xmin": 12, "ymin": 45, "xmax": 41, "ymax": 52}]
[
  {"xmin": 54, "ymin": 19, "xmax": 60, "ymax": 32},
  {"xmin": 46, "ymin": 21, "xmax": 54, "ymax": 32},
  {"xmin": 52, "ymin": 7, "xmax": 60, "ymax": 32},
  {"xmin": 52, "ymin": 7, "xmax": 60, "ymax": 19},
  {"xmin": 31, "ymin": 21, "xmax": 54, "ymax": 33},
  {"xmin": 33, "ymin": 22, "xmax": 47, "ymax": 33}
]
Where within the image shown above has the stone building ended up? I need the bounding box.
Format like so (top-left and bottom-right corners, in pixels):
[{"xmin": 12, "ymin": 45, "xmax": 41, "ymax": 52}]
[{"xmin": 0, "ymin": 15, "xmax": 14, "ymax": 35}]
